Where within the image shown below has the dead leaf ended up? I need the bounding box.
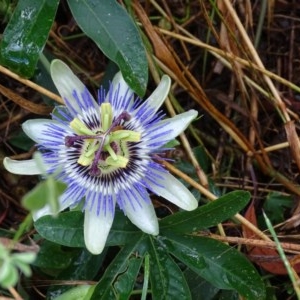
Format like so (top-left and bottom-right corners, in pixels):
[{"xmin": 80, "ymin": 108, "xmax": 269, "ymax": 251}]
[{"xmin": 243, "ymin": 201, "xmax": 300, "ymax": 274}]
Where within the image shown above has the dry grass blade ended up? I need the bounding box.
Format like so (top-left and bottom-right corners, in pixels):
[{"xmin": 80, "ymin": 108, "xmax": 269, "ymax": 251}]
[
  {"xmin": 222, "ymin": 0, "xmax": 290, "ymax": 123},
  {"xmin": 209, "ymin": 233, "xmax": 300, "ymax": 254},
  {"xmin": 0, "ymin": 65, "xmax": 63, "ymax": 105},
  {"xmin": 138, "ymin": 3, "xmax": 300, "ymax": 197},
  {"xmin": 285, "ymin": 121, "xmax": 300, "ymax": 173},
  {"xmin": 134, "ymin": 1, "xmax": 252, "ymax": 154},
  {"xmin": 0, "ymin": 84, "xmax": 52, "ymax": 115}
]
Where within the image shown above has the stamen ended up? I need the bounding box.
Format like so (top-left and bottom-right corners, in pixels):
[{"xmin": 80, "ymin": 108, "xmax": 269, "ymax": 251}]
[
  {"xmin": 70, "ymin": 118, "xmax": 95, "ymax": 135},
  {"xmin": 105, "ymin": 145, "xmax": 118, "ymax": 160},
  {"xmin": 109, "ymin": 130, "xmax": 141, "ymax": 142},
  {"xmin": 106, "ymin": 155, "xmax": 128, "ymax": 167},
  {"xmin": 101, "ymin": 103, "xmax": 113, "ymax": 131}
]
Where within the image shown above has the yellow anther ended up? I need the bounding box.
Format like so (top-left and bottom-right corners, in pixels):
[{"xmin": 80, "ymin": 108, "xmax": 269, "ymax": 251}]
[
  {"xmin": 105, "ymin": 155, "xmax": 129, "ymax": 168},
  {"xmin": 105, "ymin": 145, "xmax": 118, "ymax": 161},
  {"xmin": 77, "ymin": 140, "xmax": 98, "ymax": 166},
  {"xmin": 110, "ymin": 130, "xmax": 141, "ymax": 142},
  {"xmin": 100, "ymin": 103, "xmax": 113, "ymax": 131},
  {"xmin": 70, "ymin": 118, "xmax": 95, "ymax": 135}
]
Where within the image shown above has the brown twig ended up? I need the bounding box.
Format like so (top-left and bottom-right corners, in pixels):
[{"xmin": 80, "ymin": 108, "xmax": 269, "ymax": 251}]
[{"xmin": 0, "ymin": 65, "xmax": 63, "ymax": 105}]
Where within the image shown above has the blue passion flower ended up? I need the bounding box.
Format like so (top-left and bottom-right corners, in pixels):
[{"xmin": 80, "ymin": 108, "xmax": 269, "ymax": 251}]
[{"xmin": 4, "ymin": 60, "xmax": 198, "ymax": 254}]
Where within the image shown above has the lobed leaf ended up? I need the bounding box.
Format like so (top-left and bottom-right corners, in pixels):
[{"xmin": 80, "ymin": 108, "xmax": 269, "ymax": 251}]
[
  {"xmin": 90, "ymin": 235, "xmax": 145, "ymax": 299},
  {"xmin": 113, "ymin": 256, "xmax": 143, "ymax": 299},
  {"xmin": 22, "ymin": 177, "xmax": 67, "ymax": 214},
  {"xmin": 47, "ymin": 249, "xmax": 104, "ymax": 299},
  {"xmin": 148, "ymin": 237, "xmax": 192, "ymax": 300},
  {"xmin": 184, "ymin": 268, "xmax": 220, "ymax": 300},
  {"xmin": 161, "ymin": 233, "xmax": 266, "ymax": 300},
  {"xmin": 33, "ymin": 240, "xmax": 73, "ymax": 270}
]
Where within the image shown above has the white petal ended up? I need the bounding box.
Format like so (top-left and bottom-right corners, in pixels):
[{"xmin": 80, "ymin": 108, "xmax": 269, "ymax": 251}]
[
  {"xmin": 32, "ymin": 191, "xmax": 77, "ymax": 221},
  {"xmin": 146, "ymin": 109, "xmax": 198, "ymax": 145},
  {"xmin": 22, "ymin": 119, "xmax": 67, "ymax": 144},
  {"xmin": 3, "ymin": 158, "xmax": 41, "ymax": 175},
  {"xmin": 111, "ymin": 72, "xmax": 133, "ymax": 100},
  {"xmin": 105, "ymin": 71, "xmax": 134, "ymax": 110},
  {"xmin": 50, "ymin": 60, "xmax": 98, "ymax": 116},
  {"xmin": 144, "ymin": 75, "xmax": 171, "ymax": 110},
  {"xmin": 146, "ymin": 170, "xmax": 198, "ymax": 211},
  {"xmin": 32, "ymin": 205, "xmax": 52, "ymax": 221},
  {"xmin": 134, "ymin": 75, "xmax": 171, "ymax": 118},
  {"xmin": 122, "ymin": 189, "xmax": 159, "ymax": 235},
  {"xmin": 84, "ymin": 209, "xmax": 114, "ymax": 255}
]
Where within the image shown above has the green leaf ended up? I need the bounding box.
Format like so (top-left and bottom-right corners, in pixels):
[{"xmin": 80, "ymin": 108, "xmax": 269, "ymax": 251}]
[
  {"xmin": 106, "ymin": 212, "xmax": 141, "ymax": 247},
  {"xmin": 0, "ymin": 0, "xmax": 59, "ymax": 77},
  {"xmin": 0, "ymin": 0, "xmax": 14, "ymax": 23},
  {"xmin": 61, "ymin": 249, "xmax": 104, "ymax": 280},
  {"xmin": 90, "ymin": 234, "xmax": 145, "ymax": 299},
  {"xmin": 11, "ymin": 253, "xmax": 36, "ymax": 277},
  {"xmin": 33, "ymin": 240, "xmax": 73, "ymax": 270},
  {"xmin": 8, "ymin": 130, "xmax": 35, "ymax": 151},
  {"xmin": 175, "ymin": 161, "xmax": 196, "ymax": 176},
  {"xmin": 160, "ymin": 190, "xmax": 251, "ymax": 233},
  {"xmin": 34, "ymin": 52, "xmax": 59, "ymax": 106},
  {"xmin": 148, "ymin": 237, "xmax": 192, "ymax": 300},
  {"xmin": 264, "ymin": 192, "xmax": 293, "ymax": 224},
  {"xmin": 193, "ymin": 145, "xmax": 211, "ymax": 173},
  {"xmin": 216, "ymin": 290, "xmax": 239, "ymax": 300},
  {"xmin": 67, "ymin": 0, "xmax": 148, "ymax": 96},
  {"xmin": 163, "ymin": 138, "xmax": 180, "ymax": 148},
  {"xmin": 0, "ymin": 262, "xmax": 18, "ymax": 289},
  {"xmin": 52, "ymin": 285, "xmax": 94, "ymax": 300},
  {"xmin": 12, "ymin": 252, "xmax": 36, "ymax": 265},
  {"xmin": 113, "ymin": 256, "xmax": 143, "ymax": 300},
  {"xmin": 12, "ymin": 260, "xmax": 32, "ymax": 277},
  {"xmin": 35, "ymin": 211, "xmax": 85, "ymax": 247},
  {"xmin": 162, "ymin": 234, "xmax": 266, "ymax": 300},
  {"xmin": 22, "ymin": 177, "xmax": 67, "ymax": 214},
  {"xmin": 47, "ymin": 248, "xmax": 105, "ymax": 299},
  {"xmin": 184, "ymin": 268, "xmax": 219, "ymax": 300},
  {"xmin": 0, "ymin": 228, "xmax": 14, "ymax": 238},
  {"xmin": 35, "ymin": 210, "xmax": 141, "ymax": 248}
]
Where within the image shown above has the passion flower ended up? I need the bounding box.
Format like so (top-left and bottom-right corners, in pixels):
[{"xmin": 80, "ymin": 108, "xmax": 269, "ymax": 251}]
[{"xmin": 4, "ymin": 60, "xmax": 198, "ymax": 254}]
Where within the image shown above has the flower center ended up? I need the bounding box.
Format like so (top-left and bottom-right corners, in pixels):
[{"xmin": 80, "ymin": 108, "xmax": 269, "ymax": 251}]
[{"xmin": 65, "ymin": 103, "xmax": 141, "ymax": 176}]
